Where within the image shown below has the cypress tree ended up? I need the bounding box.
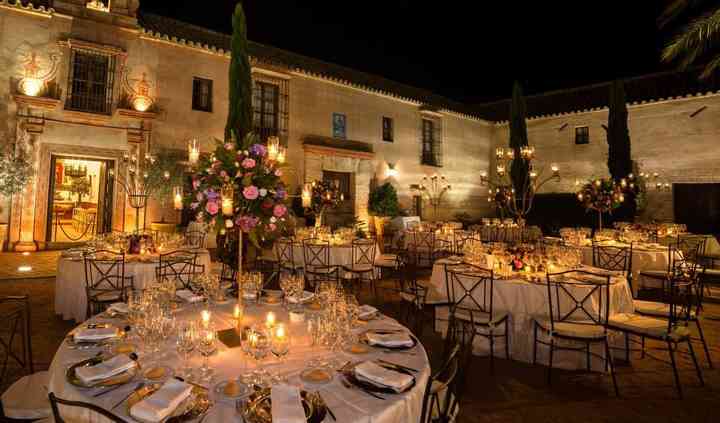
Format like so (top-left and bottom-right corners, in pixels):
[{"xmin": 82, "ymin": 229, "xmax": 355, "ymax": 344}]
[
  {"xmin": 509, "ymin": 81, "xmax": 529, "ymax": 198},
  {"xmin": 606, "ymin": 80, "xmax": 632, "ymax": 180},
  {"xmin": 225, "ymin": 2, "xmax": 253, "ymax": 143}
]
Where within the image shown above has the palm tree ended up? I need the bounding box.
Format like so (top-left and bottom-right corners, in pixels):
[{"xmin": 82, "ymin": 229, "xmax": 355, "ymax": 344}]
[{"xmin": 660, "ymin": 0, "xmax": 720, "ymax": 78}]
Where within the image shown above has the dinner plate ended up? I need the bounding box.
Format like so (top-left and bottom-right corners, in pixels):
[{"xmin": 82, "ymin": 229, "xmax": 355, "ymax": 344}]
[
  {"xmin": 343, "ymin": 362, "xmax": 416, "ymax": 394},
  {"xmin": 360, "ymin": 329, "xmax": 418, "ymax": 350},
  {"xmin": 214, "ymin": 379, "xmax": 251, "ymax": 400},
  {"xmin": 299, "ymin": 367, "xmax": 333, "ymax": 385},
  {"xmin": 142, "ymin": 365, "xmax": 174, "ymax": 382},
  {"xmin": 126, "ymin": 383, "xmax": 211, "ymax": 423},
  {"xmin": 65, "ymin": 356, "xmax": 139, "ymax": 388},
  {"xmin": 242, "ymin": 388, "xmax": 326, "ymax": 423}
]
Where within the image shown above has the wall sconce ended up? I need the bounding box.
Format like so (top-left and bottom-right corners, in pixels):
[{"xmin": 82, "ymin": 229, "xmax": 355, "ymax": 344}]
[
  {"xmin": 188, "ymin": 139, "xmax": 200, "ymax": 165},
  {"xmin": 386, "ymin": 162, "xmax": 398, "ymax": 178},
  {"xmin": 17, "ymin": 51, "xmax": 60, "ymax": 97}
]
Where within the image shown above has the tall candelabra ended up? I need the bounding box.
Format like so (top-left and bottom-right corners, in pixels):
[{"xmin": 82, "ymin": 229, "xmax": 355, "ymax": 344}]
[
  {"xmin": 481, "ymin": 146, "xmax": 560, "ymax": 222},
  {"xmin": 413, "ymin": 175, "xmax": 451, "ymax": 219}
]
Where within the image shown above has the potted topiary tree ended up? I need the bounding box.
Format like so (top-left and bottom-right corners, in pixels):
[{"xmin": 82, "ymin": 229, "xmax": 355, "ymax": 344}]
[{"xmin": 368, "ymin": 182, "xmax": 399, "ymax": 253}]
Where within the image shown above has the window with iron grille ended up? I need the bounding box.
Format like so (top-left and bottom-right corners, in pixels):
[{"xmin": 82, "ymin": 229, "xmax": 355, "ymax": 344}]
[
  {"xmin": 253, "ymin": 81, "xmax": 279, "ymax": 141},
  {"xmin": 65, "ymin": 50, "xmax": 115, "ymax": 115},
  {"xmin": 421, "ymin": 118, "xmax": 442, "ymax": 167},
  {"xmin": 192, "ymin": 77, "xmax": 213, "ymax": 112},
  {"xmin": 382, "ymin": 116, "xmax": 394, "ymax": 142},
  {"xmin": 575, "ymin": 126, "xmax": 590, "ymax": 144}
]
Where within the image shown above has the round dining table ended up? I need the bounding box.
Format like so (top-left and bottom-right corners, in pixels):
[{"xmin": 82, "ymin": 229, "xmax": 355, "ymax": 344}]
[
  {"xmin": 47, "ymin": 301, "xmax": 430, "ymax": 423},
  {"xmin": 55, "ymin": 249, "xmax": 212, "ymax": 323},
  {"xmin": 427, "ymin": 257, "xmax": 634, "ymax": 371}
]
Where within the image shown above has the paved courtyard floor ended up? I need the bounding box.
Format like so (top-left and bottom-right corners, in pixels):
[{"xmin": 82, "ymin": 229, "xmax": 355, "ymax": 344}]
[{"xmin": 0, "ymin": 253, "xmax": 719, "ymax": 422}]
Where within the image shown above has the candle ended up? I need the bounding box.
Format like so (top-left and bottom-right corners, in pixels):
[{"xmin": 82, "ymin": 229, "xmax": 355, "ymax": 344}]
[
  {"xmin": 222, "ymin": 198, "xmax": 233, "ymax": 216},
  {"xmin": 275, "ymin": 324, "xmax": 286, "ymax": 339},
  {"xmin": 188, "ymin": 139, "xmax": 200, "ymax": 165},
  {"xmin": 233, "ymin": 304, "xmax": 244, "ymax": 321},
  {"xmin": 277, "ymin": 147, "xmax": 286, "ymax": 164},
  {"xmin": 266, "ymin": 311, "xmax": 276, "ymax": 328},
  {"xmin": 301, "ymin": 184, "xmax": 311, "ymax": 208},
  {"xmin": 173, "ymin": 186, "xmax": 183, "ymax": 210},
  {"xmin": 267, "ymin": 137, "xmax": 280, "ymax": 161},
  {"xmin": 163, "ymin": 170, "xmax": 170, "ymax": 180},
  {"xmin": 201, "ymin": 310, "xmax": 211, "ymax": 327}
]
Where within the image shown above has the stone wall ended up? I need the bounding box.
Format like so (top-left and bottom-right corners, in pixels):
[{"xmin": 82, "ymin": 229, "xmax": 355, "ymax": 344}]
[{"xmin": 490, "ymin": 94, "xmax": 720, "ymax": 222}]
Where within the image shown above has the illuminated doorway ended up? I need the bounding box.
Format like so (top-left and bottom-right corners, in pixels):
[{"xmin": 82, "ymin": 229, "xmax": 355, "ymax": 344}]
[{"xmin": 46, "ymin": 156, "xmax": 114, "ymax": 243}]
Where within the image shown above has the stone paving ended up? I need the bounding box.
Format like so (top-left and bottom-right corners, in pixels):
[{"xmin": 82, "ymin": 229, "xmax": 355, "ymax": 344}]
[{"xmin": 0, "ymin": 256, "xmax": 719, "ymax": 422}]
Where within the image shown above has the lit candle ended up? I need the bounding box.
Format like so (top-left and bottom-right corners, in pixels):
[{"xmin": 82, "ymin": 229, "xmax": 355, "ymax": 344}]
[
  {"xmin": 222, "ymin": 197, "xmax": 233, "ymax": 216},
  {"xmin": 301, "ymin": 184, "xmax": 311, "ymax": 208},
  {"xmin": 233, "ymin": 303, "xmax": 244, "ymax": 321},
  {"xmin": 173, "ymin": 193, "xmax": 182, "ymax": 210},
  {"xmin": 188, "ymin": 139, "xmax": 200, "ymax": 165},
  {"xmin": 266, "ymin": 311, "xmax": 276, "ymax": 329},
  {"xmin": 275, "ymin": 324, "xmax": 286, "ymax": 340},
  {"xmin": 267, "ymin": 137, "xmax": 280, "ymax": 161},
  {"xmin": 201, "ymin": 310, "xmax": 211, "ymax": 327},
  {"xmin": 163, "ymin": 170, "xmax": 170, "ymax": 180},
  {"xmin": 550, "ymin": 163, "xmax": 559, "ymax": 174},
  {"xmin": 277, "ymin": 147, "xmax": 286, "ymax": 164}
]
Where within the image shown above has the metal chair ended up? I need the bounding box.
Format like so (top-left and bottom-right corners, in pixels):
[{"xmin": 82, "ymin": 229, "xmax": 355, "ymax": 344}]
[
  {"xmin": 276, "ymin": 237, "xmax": 303, "ymax": 275},
  {"xmin": 419, "ymin": 344, "xmax": 461, "ymax": 423},
  {"xmin": 155, "ymin": 249, "xmax": 203, "ymax": 290},
  {"xmin": 533, "ymin": 270, "xmax": 619, "ymax": 396},
  {"xmin": 83, "ymin": 250, "xmax": 134, "ymax": 319},
  {"xmin": 184, "ymin": 229, "xmax": 206, "ymax": 248},
  {"xmin": 0, "ymin": 296, "xmax": 33, "ymax": 386},
  {"xmin": 443, "ymin": 263, "xmax": 509, "ymax": 372},
  {"xmin": 343, "ymin": 238, "xmax": 378, "ymax": 297},
  {"xmin": 49, "ymin": 392, "xmax": 126, "ymax": 423},
  {"xmin": 592, "ymin": 240, "xmax": 633, "ymax": 289},
  {"xmin": 608, "ymin": 274, "xmax": 704, "ymax": 398},
  {"xmin": 409, "ymin": 230, "xmax": 442, "ymax": 267},
  {"xmin": 302, "ymin": 238, "xmax": 339, "ymax": 289}
]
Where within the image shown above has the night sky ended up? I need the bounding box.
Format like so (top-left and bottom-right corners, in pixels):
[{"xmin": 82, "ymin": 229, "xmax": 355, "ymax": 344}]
[{"xmin": 140, "ymin": 1, "xmax": 673, "ymax": 104}]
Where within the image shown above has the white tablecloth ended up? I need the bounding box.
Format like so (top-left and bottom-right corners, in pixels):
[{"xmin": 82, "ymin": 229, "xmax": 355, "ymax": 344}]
[
  {"xmin": 428, "ymin": 261, "xmax": 634, "ymax": 371},
  {"xmin": 47, "ymin": 302, "xmax": 430, "ymax": 423},
  {"xmin": 290, "ymin": 242, "xmax": 381, "ymax": 275},
  {"xmin": 55, "ymin": 250, "xmax": 212, "ymax": 322}
]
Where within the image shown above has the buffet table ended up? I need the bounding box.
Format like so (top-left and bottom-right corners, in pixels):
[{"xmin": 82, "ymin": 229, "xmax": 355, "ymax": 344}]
[
  {"xmin": 427, "ymin": 258, "xmax": 634, "ymax": 370},
  {"xmin": 55, "ymin": 249, "xmax": 212, "ymax": 322},
  {"xmin": 47, "ymin": 301, "xmax": 430, "ymax": 423}
]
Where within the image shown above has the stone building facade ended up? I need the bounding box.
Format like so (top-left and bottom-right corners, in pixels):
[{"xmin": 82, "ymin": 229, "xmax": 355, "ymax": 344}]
[{"xmin": 1, "ymin": 1, "xmax": 719, "ymax": 251}]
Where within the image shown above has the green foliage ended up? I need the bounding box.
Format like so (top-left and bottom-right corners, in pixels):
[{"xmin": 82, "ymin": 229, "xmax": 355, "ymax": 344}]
[
  {"xmin": 225, "ymin": 2, "xmax": 253, "ymax": 142},
  {"xmin": 606, "ymin": 80, "xmax": 632, "ymax": 181},
  {"xmin": 70, "ymin": 177, "xmax": 91, "ymax": 201},
  {"xmin": 0, "ymin": 148, "xmax": 33, "ymax": 197},
  {"xmin": 368, "ymin": 182, "xmax": 400, "ymax": 217},
  {"xmin": 145, "ymin": 148, "xmax": 185, "ymax": 201},
  {"xmin": 661, "ymin": 4, "xmax": 720, "ymax": 78},
  {"xmin": 509, "ymin": 81, "xmax": 529, "ymax": 196}
]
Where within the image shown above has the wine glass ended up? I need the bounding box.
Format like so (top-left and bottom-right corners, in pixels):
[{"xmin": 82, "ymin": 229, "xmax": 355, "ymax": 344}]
[
  {"xmin": 197, "ymin": 325, "xmax": 217, "ymax": 382},
  {"xmin": 176, "ymin": 321, "xmax": 197, "ymax": 379},
  {"xmin": 251, "ymin": 326, "xmax": 271, "ymax": 386}
]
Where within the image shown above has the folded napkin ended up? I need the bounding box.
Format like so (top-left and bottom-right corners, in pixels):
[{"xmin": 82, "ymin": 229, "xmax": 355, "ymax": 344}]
[
  {"xmin": 354, "ymin": 361, "xmax": 413, "ymax": 393},
  {"xmin": 73, "ymin": 327, "xmax": 118, "ymax": 342},
  {"xmin": 75, "ymin": 354, "xmax": 136, "ymax": 385},
  {"xmin": 366, "ymin": 331, "xmax": 414, "ymax": 348},
  {"xmin": 271, "ymin": 383, "xmax": 306, "ymax": 423},
  {"xmin": 108, "ymin": 302, "xmax": 129, "ymax": 314},
  {"xmin": 176, "ymin": 289, "xmax": 203, "ymax": 303},
  {"xmin": 130, "ymin": 379, "xmax": 193, "ymax": 423},
  {"xmin": 358, "ymin": 305, "xmax": 378, "ymax": 320}
]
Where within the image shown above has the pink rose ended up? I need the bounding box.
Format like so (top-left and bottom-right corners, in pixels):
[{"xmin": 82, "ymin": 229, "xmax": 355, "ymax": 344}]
[
  {"xmin": 275, "ymin": 169, "xmax": 283, "ymax": 177},
  {"xmin": 268, "ymin": 223, "xmax": 277, "ymax": 232},
  {"xmin": 224, "ymin": 143, "xmax": 234, "ymax": 150},
  {"xmin": 220, "ymin": 170, "xmax": 228, "ymax": 178},
  {"xmin": 243, "ymin": 185, "xmax": 259, "ymax": 200},
  {"xmin": 205, "ymin": 200, "xmax": 219, "ymax": 215},
  {"xmin": 241, "ymin": 158, "xmax": 256, "ymax": 169},
  {"xmin": 273, "ymin": 204, "xmax": 287, "ymax": 218}
]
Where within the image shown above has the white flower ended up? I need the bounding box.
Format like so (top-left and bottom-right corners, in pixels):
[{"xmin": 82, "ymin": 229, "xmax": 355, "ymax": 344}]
[
  {"xmin": 259, "ymin": 188, "xmax": 268, "ymax": 197},
  {"xmin": 270, "ymin": 216, "xmax": 277, "ymax": 223},
  {"xmin": 225, "ymin": 219, "xmax": 234, "ymax": 228}
]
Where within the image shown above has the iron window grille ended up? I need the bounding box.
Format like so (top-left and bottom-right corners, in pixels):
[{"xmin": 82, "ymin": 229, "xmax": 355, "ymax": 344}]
[
  {"xmin": 382, "ymin": 116, "xmax": 394, "ymax": 142},
  {"xmin": 421, "ymin": 118, "xmax": 443, "ymax": 167},
  {"xmin": 575, "ymin": 126, "xmax": 590, "ymax": 144},
  {"xmin": 252, "ymin": 76, "xmax": 289, "ymax": 145},
  {"xmin": 192, "ymin": 77, "xmax": 213, "ymax": 112},
  {"xmin": 65, "ymin": 49, "xmax": 116, "ymax": 115}
]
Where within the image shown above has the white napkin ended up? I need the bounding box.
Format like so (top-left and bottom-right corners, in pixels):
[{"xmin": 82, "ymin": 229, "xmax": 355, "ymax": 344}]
[
  {"xmin": 73, "ymin": 327, "xmax": 118, "ymax": 342},
  {"xmin": 358, "ymin": 305, "xmax": 378, "ymax": 319},
  {"xmin": 108, "ymin": 302, "xmax": 129, "ymax": 314},
  {"xmin": 354, "ymin": 361, "xmax": 413, "ymax": 392},
  {"xmin": 271, "ymin": 383, "xmax": 306, "ymax": 423},
  {"xmin": 176, "ymin": 289, "xmax": 203, "ymax": 303},
  {"xmin": 75, "ymin": 354, "xmax": 136, "ymax": 385},
  {"xmin": 366, "ymin": 331, "xmax": 414, "ymax": 348},
  {"xmin": 130, "ymin": 379, "xmax": 193, "ymax": 423}
]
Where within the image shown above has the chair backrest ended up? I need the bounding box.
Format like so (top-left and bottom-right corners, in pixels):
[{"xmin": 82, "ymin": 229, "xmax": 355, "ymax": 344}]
[
  {"xmin": 83, "ymin": 250, "xmax": 127, "ymax": 294},
  {"xmin": 0, "ymin": 296, "xmax": 33, "ymax": 386},
  {"xmin": 545, "ymin": 270, "xmax": 611, "ymax": 330},
  {"xmin": 592, "ymin": 241, "xmax": 632, "ymax": 277},
  {"xmin": 662, "ymin": 274, "xmax": 701, "ymax": 335},
  {"xmin": 673, "ymin": 234, "xmax": 707, "ymax": 278},
  {"xmin": 351, "ymin": 238, "xmax": 376, "ymax": 266},
  {"xmin": 302, "ymin": 238, "xmax": 330, "ymax": 268},
  {"xmin": 156, "ymin": 250, "xmax": 201, "ymax": 290},
  {"xmin": 49, "ymin": 392, "xmax": 126, "ymax": 423},
  {"xmin": 419, "ymin": 344, "xmax": 461, "ymax": 423},
  {"xmin": 445, "ymin": 263, "xmax": 496, "ymax": 322},
  {"xmin": 184, "ymin": 229, "xmax": 206, "ymax": 248},
  {"xmin": 275, "ymin": 237, "xmax": 296, "ymax": 267},
  {"xmin": 453, "ymin": 230, "xmax": 473, "ymax": 254},
  {"xmin": 411, "ymin": 231, "xmax": 435, "ymax": 252}
]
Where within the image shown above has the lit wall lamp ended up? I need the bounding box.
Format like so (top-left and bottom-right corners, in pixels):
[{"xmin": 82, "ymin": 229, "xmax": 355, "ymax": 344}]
[
  {"xmin": 124, "ymin": 72, "xmax": 155, "ymax": 112},
  {"xmin": 17, "ymin": 51, "xmax": 60, "ymax": 97},
  {"xmin": 386, "ymin": 162, "xmax": 398, "ymax": 178}
]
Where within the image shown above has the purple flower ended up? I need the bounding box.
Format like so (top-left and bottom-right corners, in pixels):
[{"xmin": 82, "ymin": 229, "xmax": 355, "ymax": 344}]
[
  {"xmin": 236, "ymin": 215, "xmax": 259, "ymax": 232},
  {"xmin": 250, "ymin": 143, "xmax": 267, "ymax": 157},
  {"xmin": 275, "ymin": 188, "xmax": 287, "ymax": 200},
  {"xmin": 205, "ymin": 190, "xmax": 220, "ymax": 201}
]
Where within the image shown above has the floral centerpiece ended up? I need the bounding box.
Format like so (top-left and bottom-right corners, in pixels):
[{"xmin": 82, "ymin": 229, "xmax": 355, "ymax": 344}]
[
  {"xmin": 576, "ymin": 177, "xmax": 626, "ymax": 230},
  {"xmin": 187, "ymin": 132, "xmax": 289, "ymax": 248},
  {"xmin": 305, "ymin": 179, "xmax": 343, "ymax": 228}
]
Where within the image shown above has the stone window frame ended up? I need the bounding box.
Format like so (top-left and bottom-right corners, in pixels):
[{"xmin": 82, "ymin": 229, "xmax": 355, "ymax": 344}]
[
  {"xmin": 251, "ymin": 71, "xmax": 289, "ymax": 145},
  {"xmin": 420, "ymin": 114, "xmax": 443, "ymax": 167},
  {"xmin": 191, "ymin": 77, "xmax": 213, "ymax": 113},
  {"xmin": 382, "ymin": 116, "xmax": 394, "ymax": 142},
  {"xmin": 575, "ymin": 126, "xmax": 590, "ymax": 145}
]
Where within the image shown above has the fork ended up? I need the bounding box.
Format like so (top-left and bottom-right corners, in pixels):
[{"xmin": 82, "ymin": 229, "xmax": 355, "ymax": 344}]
[{"xmin": 340, "ymin": 377, "xmax": 385, "ymax": 400}]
